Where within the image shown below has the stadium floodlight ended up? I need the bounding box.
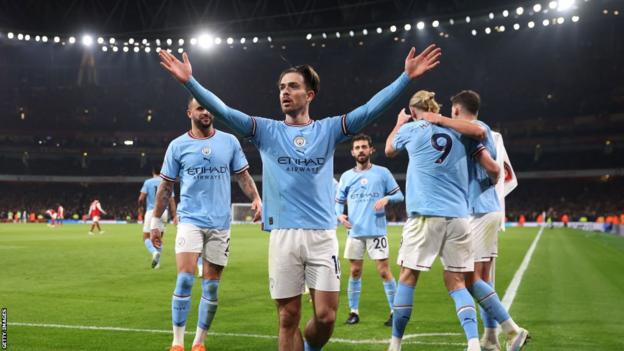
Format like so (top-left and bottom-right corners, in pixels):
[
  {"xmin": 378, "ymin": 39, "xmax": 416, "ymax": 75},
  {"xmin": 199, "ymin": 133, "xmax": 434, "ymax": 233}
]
[
  {"xmin": 226, "ymin": 37, "xmax": 234, "ymax": 45},
  {"xmin": 240, "ymin": 37, "xmax": 246, "ymax": 44},
  {"xmin": 166, "ymin": 38, "xmax": 172, "ymax": 46},
  {"xmin": 514, "ymin": 23, "xmax": 521, "ymax": 30},
  {"xmin": 449, "ymin": 18, "xmax": 455, "ymax": 25},
  {"xmin": 101, "ymin": 46, "xmax": 108, "ymax": 52},
  {"xmin": 516, "ymin": 7, "xmax": 525, "ymax": 15},
  {"xmin": 123, "ymin": 46, "xmax": 129, "ymax": 52},
  {"xmin": 432, "ymin": 20, "xmax": 440, "ymax": 28},
  {"xmin": 17, "ymin": 33, "xmax": 23, "ymax": 40},
  {"xmin": 572, "ymin": 15, "xmax": 580, "ymax": 22},
  {"xmin": 190, "ymin": 37, "xmax": 197, "ymax": 45},
  {"xmin": 267, "ymin": 36, "xmax": 272, "ymax": 42},
  {"xmin": 543, "ymin": 19, "xmax": 550, "ymax": 26},
  {"xmin": 129, "ymin": 38, "xmax": 135, "ymax": 44},
  {"xmin": 35, "ymin": 35, "xmax": 41, "ymax": 42},
  {"xmin": 198, "ymin": 33, "xmax": 213, "ymax": 49},
  {"xmin": 417, "ymin": 21, "xmax": 425, "ymax": 30},
  {"xmin": 215, "ymin": 37, "xmax": 222, "ymax": 45},
  {"xmin": 362, "ymin": 28, "xmax": 368, "ymax": 35},
  {"xmin": 141, "ymin": 38, "xmax": 147, "ymax": 45},
  {"xmin": 534, "ymin": 3, "xmax": 543, "ymax": 12},
  {"xmin": 465, "ymin": 16, "xmax": 471, "ymax": 23},
  {"xmin": 471, "ymin": 29, "xmax": 477, "ymax": 36},
  {"xmin": 81, "ymin": 35, "xmax": 93, "ymax": 47},
  {"xmin": 390, "ymin": 25, "xmax": 397, "ymax": 32},
  {"xmin": 68, "ymin": 36, "xmax": 76, "ymax": 44},
  {"xmin": 42, "ymin": 36, "xmax": 48, "ymax": 42},
  {"xmin": 177, "ymin": 48, "xmax": 183, "ymax": 53},
  {"xmin": 178, "ymin": 38, "xmax": 184, "ymax": 46},
  {"xmin": 335, "ymin": 31, "xmax": 341, "ymax": 38},
  {"xmin": 7, "ymin": 32, "xmax": 14, "ymax": 39},
  {"xmin": 133, "ymin": 46, "xmax": 139, "ymax": 53},
  {"xmin": 528, "ymin": 21, "xmax": 536, "ymax": 28},
  {"xmin": 485, "ymin": 27, "xmax": 492, "ymax": 34},
  {"xmin": 109, "ymin": 37, "xmax": 116, "ymax": 44},
  {"xmin": 349, "ymin": 30, "xmax": 355, "ymax": 37},
  {"xmin": 549, "ymin": 1, "xmax": 558, "ymax": 9},
  {"xmin": 498, "ymin": 25, "xmax": 506, "ymax": 32},
  {"xmin": 306, "ymin": 33, "xmax": 312, "ymax": 40},
  {"xmin": 557, "ymin": 17, "xmax": 565, "ymax": 23},
  {"xmin": 166, "ymin": 48, "xmax": 172, "ymax": 53},
  {"xmin": 403, "ymin": 24, "xmax": 411, "ymax": 31},
  {"xmin": 252, "ymin": 36, "xmax": 258, "ymax": 43},
  {"xmin": 376, "ymin": 27, "xmax": 383, "ymax": 34},
  {"xmin": 489, "ymin": 12, "xmax": 495, "ymax": 19},
  {"xmin": 24, "ymin": 34, "xmax": 31, "ymax": 41},
  {"xmin": 54, "ymin": 36, "xmax": 60, "ymax": 43},
  {"xmin": 123, "ymin": 140, "xmax": 134, "ymax": 146},
  {"xmin": 112, "ymin": 46, "xmax": 119, "ymax": 52},
  {"xmin": 557, "ymin": 0, "xmax": 574, "ymax": 11},
  {"xmin": 503, "ymin": 10, "xmax": 509, "ymax": 17},
  {"xmin": 145, "ymin": 47, "xmax": 151, "ymax": 53},
  {"xmin": 154, "ymin": 38, "xmax": 160, "ymax": 46},
  {"xmin": 97, "ymin": 37, "xmax": 104, "ymax": 44}
]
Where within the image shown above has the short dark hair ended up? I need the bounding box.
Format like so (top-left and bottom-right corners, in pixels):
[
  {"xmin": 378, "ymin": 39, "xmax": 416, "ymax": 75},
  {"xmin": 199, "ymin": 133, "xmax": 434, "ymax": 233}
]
[
  {"xmin": 351, "ymin": 133, "xmax": 373, "ymax": 148},
  {"xmin": 451, "ymin": 90, "xmax": 481, "ymax": 115},
  {"xmin": 152, "ymin": 164, "xmax": 161, "ymax": 175},
  {"xmin": 278, "ymin": 64, "xmax": 320, "ymax": 95}
]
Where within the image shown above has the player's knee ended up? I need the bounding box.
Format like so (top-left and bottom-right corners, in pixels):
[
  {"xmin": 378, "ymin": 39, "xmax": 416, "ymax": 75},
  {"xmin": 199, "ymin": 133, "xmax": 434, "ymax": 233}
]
[
  {"xmin": 314, "ymin": 307, "xmax": 336, "ymax": 326},
  {"xmin": 278, "ymin": 308, "xmax": 300, "ymax": 329},
  {"xmin": 202, "ymin": 279, "xmax": 219, "ymax": 300},
  {"xmin": 350, "ymin": 267, "xmax": 362, "ymax": 278},
  {"xmin": 174, "ymin": 272, "xmax": 195, "ymax": 296}
]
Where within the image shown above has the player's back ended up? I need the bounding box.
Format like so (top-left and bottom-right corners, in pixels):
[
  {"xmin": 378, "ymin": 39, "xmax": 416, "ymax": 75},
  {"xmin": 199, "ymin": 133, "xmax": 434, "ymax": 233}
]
[
  {"xmin": 467, "ymin": 120, "xmax": 501, "ymax": 214},
  {"xmin": 395, "ymin": 120, "xmax": 477, "ymax": 218},
  {"xmin": 142, "ymin": 177, "xmax": 161, "ymax": 211}
]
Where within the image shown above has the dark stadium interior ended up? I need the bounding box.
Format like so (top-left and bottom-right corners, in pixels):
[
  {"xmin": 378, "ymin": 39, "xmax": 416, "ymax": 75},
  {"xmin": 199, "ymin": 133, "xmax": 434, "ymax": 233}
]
[{"xmin": 1, "ymin": 0, "xmax": 623, "ymax": 221}]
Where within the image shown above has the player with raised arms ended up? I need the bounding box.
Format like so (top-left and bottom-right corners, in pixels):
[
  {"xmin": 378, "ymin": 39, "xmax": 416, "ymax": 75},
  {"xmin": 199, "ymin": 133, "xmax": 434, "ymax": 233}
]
[{"xmin": 159, "ymin": 45, "xmax": 440, "ymax": 351}]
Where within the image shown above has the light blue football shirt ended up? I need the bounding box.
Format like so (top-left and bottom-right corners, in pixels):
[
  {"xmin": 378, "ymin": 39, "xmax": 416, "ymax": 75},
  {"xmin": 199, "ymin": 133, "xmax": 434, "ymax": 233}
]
[
  {"xmin": 336, "ymin": 165, "xmax": 401, "ymax": 237},
  {"xmin": 140, "ymin": 177, "xmax": 162, "ymax": 211},
  {"xmin": 393, "ymin": 120, "xmax": 483, "ymax": 218},
  {"xmin": 468, "ymin": 120, "xmax": 501, "ymax": 214},
  {"xmin": 184, "ymin": 72, "xmax": 411, "ymax": 230},
  {"xmin": 160, "ymin": 130, "xmax": 249, "ymax": 229}
]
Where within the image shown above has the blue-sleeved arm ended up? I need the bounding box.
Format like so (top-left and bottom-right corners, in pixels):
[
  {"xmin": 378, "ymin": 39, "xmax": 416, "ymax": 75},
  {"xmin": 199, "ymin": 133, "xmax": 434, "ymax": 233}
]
[
  {"xmin": 335, "ymin": 201, "xmax": 345, "ymax": 218},
  {"xmin": 386, "ymin": 190, "xmax": 404, "ymax": 203},
  {"xmin": 185, "ymin": 77, "xmax": 256, "ymax": 137},
  {"xmin": 342, "ymin": 72, "xmax": 411, "ymax": 136}
]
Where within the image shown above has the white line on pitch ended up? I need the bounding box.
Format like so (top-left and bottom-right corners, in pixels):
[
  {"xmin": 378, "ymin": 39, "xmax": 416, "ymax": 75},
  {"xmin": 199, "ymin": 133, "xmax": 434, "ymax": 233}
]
[
  {"xmin": 501, "ymin": 225, "xmax": 545, "ymax": 311},
  {"xmin": 11, "ymin": 322, "xmax": 462, "ymax": 345}
]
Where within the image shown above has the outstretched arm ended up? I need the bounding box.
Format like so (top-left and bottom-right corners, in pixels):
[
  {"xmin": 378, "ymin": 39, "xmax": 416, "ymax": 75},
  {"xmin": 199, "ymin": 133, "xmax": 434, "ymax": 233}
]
[
  {"xmin": 421, "ymin": 113, "xmax": 485, "ymax": 141},
  {"xmin": 159, "ymin": 51, "xmax": 254, "ymax": 136},
  {"xmin": 345, "ymin": 45, "xmax": 441, "ymax": 135}
]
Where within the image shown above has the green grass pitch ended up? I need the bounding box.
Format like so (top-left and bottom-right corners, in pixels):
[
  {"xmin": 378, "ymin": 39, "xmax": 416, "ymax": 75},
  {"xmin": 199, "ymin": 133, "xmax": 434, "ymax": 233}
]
[{"xmin": 1, "ymin": 223, "xmax": 623, "ymax": 350}]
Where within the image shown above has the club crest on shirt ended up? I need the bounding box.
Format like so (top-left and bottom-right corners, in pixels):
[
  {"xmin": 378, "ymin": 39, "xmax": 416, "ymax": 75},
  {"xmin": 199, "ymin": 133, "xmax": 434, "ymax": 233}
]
[
  {"xmin": 360, "ymin": 178, "xmax": 368, "ymax": 185},
  {"xmin": 293, "ymin": 136, "xmax": 306, "ymax": 148},
  {"xmin": 201, "ymin": 147, "xmax": 212, "ymax": 157}
]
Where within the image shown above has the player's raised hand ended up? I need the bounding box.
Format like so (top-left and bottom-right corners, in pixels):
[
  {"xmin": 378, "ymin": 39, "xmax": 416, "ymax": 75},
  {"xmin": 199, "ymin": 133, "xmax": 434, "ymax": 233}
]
[
  {"xmin": 338, "ymin": 214, "xmax": 352, "ymax": 229},
  {"xmin": 396, "ymin": 108, "xmax": 412, "ymax": 127},
  {"xmin": 404, "ymin": 44, "xmax": 441, "ymax": 79},
  {"xmin": 159, "ymin": 51, "xmax": 192, "ymax": 83},
  {"xmin": 251, "ymin": 198, "xmax": 262, "ymax": 222},
  {"xmin": 374, "ymin": 197, "xmax": 389, "ymax": 211},
  {"xmin": 150, "ymin": 228, "xmax": 162, "ymax": 249}
]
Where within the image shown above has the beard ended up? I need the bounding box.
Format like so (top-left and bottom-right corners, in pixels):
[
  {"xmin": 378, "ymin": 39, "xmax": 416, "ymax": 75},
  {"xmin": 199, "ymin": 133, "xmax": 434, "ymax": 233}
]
[
  {"xmin": 193, "ymin": 116, "xmax": 213, "ymax": 129},
  {"xmin": 356, "ymin": 154, "xmax": 370, "ymax": 164}
]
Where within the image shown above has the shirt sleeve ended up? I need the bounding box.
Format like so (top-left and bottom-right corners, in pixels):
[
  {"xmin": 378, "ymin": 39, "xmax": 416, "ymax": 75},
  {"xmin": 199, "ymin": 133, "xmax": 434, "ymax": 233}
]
[
  {"xmin": 160, "ymin": 142, "xmax": 179, "ymax": 181},
  {"xmin": 185, "ymin": 77, "xmax": 255, "ymax": 137},
  {"xmin": 230, "ymin": 136, "xmax": 250, "ymax": 174},
  {"xmin": 392, "ymin": 124, "xmax": 412, "ymax": 152},
  {"xmin": 343, "ymin": 72, "xmax": 411, "ymax": 135}
]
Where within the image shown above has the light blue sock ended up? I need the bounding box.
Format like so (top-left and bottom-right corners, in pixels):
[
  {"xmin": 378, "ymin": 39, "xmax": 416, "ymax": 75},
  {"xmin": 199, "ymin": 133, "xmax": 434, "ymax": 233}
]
[
  {"xmin": 449, "ymin": 288, "xmax": 479, "ymax": 341},
  {"xmin": 144, "ymin": 238, "xmax": 157, "ymax": 254},
  {"xmin": 304, "ymin": 340, "xmax": 322, "ymax": 351},
  {"xmin": 197, "ymin": 279, "xmax": 219, "ymax": 330},
  {"xmin": 172, "ymin": 272, "xmax": 195, "ymax": 327},
  {"xmin": 347, "ymin": 277, "xmax": 361, "ymax": 312},
  {"xmin": 383, "ymin": 279, "xmax": 397, "ymax": 311},
  {"xmin": 477, "ymin": 280, "xmax": 498, "ymax": 328},
  {"xmin": 392, "ymin": 282, "xmax": 414, "ymax": 338},
  {"xmin": 469, "ymin": 279, "xmax": 510, "ymax": 326}
]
